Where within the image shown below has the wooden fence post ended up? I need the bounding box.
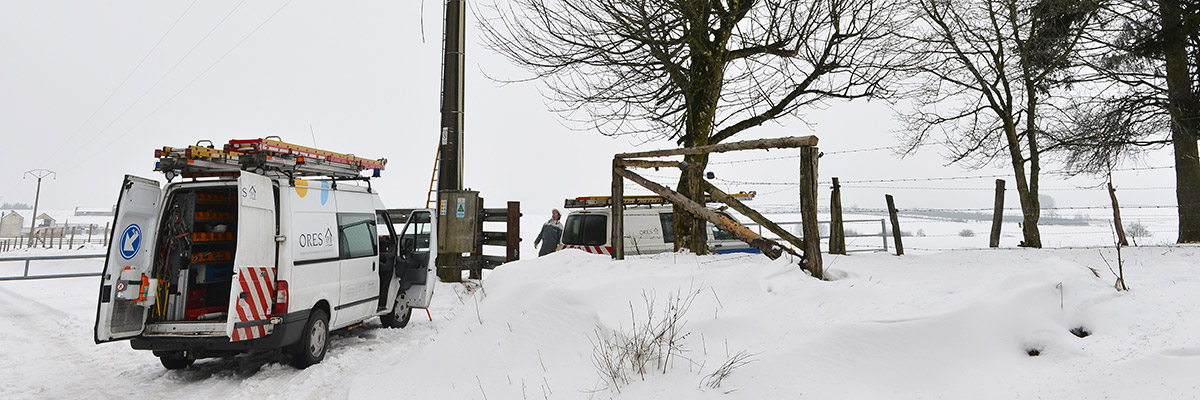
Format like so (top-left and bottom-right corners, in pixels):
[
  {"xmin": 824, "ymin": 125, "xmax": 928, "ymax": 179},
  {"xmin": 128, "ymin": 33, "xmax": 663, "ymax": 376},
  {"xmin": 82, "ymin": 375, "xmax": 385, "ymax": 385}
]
[
  {"xmin": 799, "ymin": 147, "xmax": 823, "ymax": 279},
  {"xmin": 103, "ymin": 222, "xmax": 109, "ymax": 246},
  {"xmin": 506, "ymin": 201, "xmax": 521, "ymax": 262},
  {"xmin": 886, "ymin": 194, "xmax": 904, "ymax": 256},
  {"xmin": 829, "ymin": 177, "xmax": 846, "ymax": 255},
  {"xmin": 1108, "ymin": 180, "xmax": 1129, "ymax": 246},
  {"xmin": 611, "ymin": 159, "xmax": 624, "ymax": 260},
  {"xmin": 69, "ymin": 227, "xmax": 76, "ymax": 249},
  {"xmin": 990, "ymin": 179, "xmax": 1005, "ymax": 248},
  {"xmin": 469, "ymin": 197, "xmax": 485, "ymax": 280}
]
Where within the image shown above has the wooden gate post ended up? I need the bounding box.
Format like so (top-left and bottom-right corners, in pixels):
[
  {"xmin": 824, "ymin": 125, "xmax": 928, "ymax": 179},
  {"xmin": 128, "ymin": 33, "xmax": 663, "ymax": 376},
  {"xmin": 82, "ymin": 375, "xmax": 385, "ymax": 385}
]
[
  {"xmin": 611, "ymin": 159, "xmax": 624, "ymax": 260},
  {"xmin": 829, "ymin": 177, "xmax": 846, "ymax": 255},
  {"xmin": 886, "ymin": 194, "xmax": 904, "ymax": 256},
  {"xmin": 799, "ymin": 147, "xmax": 823, "ymax": 278},
  {"xmin": 990, "ymin": 179, "xmax": 1005, "ymax": 248},
  {"xmin": 506, "ymin": 201, "xmax": 521, "ymax": 262}
]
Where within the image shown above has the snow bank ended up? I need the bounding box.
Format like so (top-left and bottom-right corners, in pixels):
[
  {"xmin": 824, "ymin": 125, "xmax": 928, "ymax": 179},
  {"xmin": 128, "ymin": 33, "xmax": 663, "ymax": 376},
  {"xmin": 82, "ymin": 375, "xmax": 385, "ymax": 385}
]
[
  {"xmin": 354, "ymin": 247, "xmax": 1200, "ymax": 399},
  {"xmin": 1, "ymin": 246, "xmax": 1196, "ymax": 399}
]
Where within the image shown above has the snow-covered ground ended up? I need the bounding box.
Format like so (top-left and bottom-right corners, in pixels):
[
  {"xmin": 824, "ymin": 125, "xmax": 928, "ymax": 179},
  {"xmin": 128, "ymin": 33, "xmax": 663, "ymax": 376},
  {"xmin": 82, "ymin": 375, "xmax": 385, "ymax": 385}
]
[{"xmin": 1, "ymin": 230, "xmax": 1197, "ymax": 399}]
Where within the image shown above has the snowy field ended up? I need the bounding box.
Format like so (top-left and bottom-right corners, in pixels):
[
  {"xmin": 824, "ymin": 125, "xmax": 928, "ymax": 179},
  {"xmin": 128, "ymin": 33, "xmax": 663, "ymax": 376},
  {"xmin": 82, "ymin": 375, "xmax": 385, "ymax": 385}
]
[{"xmin": 0, "ymin": 221, "xmax": 1197, "ymax": 399}]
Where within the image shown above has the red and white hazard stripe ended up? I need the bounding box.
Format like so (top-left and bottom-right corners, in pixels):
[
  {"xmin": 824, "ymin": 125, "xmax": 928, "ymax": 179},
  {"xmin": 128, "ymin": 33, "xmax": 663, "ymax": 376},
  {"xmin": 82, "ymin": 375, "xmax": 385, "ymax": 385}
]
[
  {"xmin": 231, "ymin": 266, "xmax": 276, "ymax": 342},
  {"xmin": 560, "ymin": 245, "xmax": 613, "ymax": 255}
]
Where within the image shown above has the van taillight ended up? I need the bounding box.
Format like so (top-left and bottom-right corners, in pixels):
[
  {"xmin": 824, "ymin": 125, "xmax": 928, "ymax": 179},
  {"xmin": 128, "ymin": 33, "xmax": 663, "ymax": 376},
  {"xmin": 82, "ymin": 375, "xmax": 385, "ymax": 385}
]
[{"xmin": 273, "ymin": 280, "xmax": 288, "ymax": 315}]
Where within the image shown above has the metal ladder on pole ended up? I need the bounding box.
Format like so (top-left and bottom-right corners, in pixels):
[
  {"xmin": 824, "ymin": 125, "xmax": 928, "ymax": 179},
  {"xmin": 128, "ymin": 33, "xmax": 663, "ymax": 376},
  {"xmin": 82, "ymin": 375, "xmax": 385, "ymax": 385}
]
[{"xmin": 425, "ymin": 147, "xmax": 440, "ymax": 208}]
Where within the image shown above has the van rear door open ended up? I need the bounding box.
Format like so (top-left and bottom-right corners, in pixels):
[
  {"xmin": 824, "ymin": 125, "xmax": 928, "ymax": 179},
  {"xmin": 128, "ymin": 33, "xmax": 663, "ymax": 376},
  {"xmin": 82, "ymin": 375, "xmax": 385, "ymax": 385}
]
[
  {"xmin": 225, "ymin": 171, "xmax": 278, "ymax": 341},
  {"xmin": 95, "ymin": 175, "xmax": 162, "ymax": 343}
]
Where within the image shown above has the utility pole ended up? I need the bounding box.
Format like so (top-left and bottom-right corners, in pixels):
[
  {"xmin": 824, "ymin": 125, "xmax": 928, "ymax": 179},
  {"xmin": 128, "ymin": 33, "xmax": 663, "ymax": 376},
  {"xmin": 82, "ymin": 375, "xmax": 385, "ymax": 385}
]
[
  {"xmin": 436, "ymin": 0, "xmax": 468, "ymax": 281},
  {"xmin": 439, "ymin": 0, "xmax": 465, "ymax": 192},
  {"xmin": 23, "ymin": 169, "xmax": 56, "ymax": 247}
]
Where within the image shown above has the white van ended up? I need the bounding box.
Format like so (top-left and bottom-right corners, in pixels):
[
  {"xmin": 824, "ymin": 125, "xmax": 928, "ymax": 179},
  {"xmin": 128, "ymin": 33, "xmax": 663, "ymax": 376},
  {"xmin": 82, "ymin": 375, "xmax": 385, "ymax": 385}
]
[
  {"xmin": 94, "ymin": 172, "xmax": 436, "ymax": 369},
  {"xmin": 558, "ymin": 206, "xmax": 759, "ymax": 256}
]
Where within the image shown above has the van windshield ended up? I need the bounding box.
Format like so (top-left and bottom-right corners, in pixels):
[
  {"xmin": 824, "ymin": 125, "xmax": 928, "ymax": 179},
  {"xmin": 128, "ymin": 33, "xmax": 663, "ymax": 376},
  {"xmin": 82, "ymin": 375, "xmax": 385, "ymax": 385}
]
[{"xmin": 562, "ymin": 214, "xmax": 607, "ymax": 246}]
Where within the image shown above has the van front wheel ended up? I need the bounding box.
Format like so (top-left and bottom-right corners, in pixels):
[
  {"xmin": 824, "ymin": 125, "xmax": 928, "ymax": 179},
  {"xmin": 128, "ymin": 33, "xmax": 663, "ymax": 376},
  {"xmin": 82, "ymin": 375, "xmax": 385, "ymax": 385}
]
[
  {"xmin": 380, "ymin": 296, "xmax": 412, "ymax": 329},
  {"xmin": 287, "ymin": 309, "xmax": 329, "ymax": 369}
]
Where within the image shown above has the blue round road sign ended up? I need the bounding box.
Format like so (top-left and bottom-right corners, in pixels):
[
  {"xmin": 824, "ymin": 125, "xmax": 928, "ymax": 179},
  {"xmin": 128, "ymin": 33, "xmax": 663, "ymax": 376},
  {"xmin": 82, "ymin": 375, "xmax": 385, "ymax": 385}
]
[{"xmin": 119, "ymin": 224, "xmax": 142, "ymax": 260}]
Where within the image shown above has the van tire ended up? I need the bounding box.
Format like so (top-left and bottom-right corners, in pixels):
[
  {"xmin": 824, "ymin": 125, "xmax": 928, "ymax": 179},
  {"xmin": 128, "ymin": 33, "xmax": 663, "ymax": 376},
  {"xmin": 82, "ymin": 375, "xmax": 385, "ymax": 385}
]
[
  {"xmin": 287, "ymin": 309, "xmax": 329, "ymax": 369},
  {"xmin": 380, "ymin": 297, "xmax": 412, "ymax": 329},
  {"xmin": 159, "ymin": 353, "xmax": 195, "ymax": 370}
]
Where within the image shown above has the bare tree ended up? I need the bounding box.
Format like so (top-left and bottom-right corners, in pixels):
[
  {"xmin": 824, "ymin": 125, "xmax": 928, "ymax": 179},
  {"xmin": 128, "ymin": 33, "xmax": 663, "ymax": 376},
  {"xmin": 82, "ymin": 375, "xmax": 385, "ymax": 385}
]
[
  {"xmin": 1047, "ymin": 0, "xmax": 1200, "ymax": 243},
  {"xmin": 479, "ymin": 0, "xmax": 900, "ymax": 253},
  {"xmin": 897, "ymin": 0, "xmax": 1100, "ymax": 248}
]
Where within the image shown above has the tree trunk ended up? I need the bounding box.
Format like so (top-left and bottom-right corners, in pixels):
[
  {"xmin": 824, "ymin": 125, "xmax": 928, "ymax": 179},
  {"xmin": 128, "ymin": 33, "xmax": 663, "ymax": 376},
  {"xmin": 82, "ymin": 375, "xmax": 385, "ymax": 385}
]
[
  {"xmin": 1023, "ymin": 83, "xmax": 1043, "ymax": 248},
  {"xmin": 1002, "ymin": 117, "xmax": 1042, "ymax": 248},
  {"xmin": 1159, "ymin": 0, "xmax": 1200, "ymax": 243},
  {"xmin": 674, "ymin": 33, "xmax": 725, "ymax": 254},
  {"xmin": 676, "ymin": 152, "xmax": 711, "ymax": 254},
  {"xmin": 1109, "ymin": 181, "xmax": 1129, "ymax": 246}
]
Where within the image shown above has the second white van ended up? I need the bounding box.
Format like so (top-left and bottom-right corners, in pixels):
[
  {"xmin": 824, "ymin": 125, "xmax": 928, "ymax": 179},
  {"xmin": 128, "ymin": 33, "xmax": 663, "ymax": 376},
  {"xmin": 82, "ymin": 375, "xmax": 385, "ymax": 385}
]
[{"xmin": 558, "ymin": 205, "xmax": 759, "ymax": 256}]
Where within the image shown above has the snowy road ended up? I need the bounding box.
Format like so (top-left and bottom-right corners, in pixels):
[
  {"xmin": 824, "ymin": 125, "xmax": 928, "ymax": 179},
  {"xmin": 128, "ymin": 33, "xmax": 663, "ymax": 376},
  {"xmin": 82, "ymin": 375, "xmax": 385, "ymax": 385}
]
[{"xmin": 0, "ymin": 258, "xmax": 467, "ymax": 400}]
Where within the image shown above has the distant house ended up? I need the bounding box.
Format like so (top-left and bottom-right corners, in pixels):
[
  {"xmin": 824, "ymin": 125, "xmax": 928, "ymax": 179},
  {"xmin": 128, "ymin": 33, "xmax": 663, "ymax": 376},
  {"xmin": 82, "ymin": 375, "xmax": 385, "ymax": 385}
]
[
  {"xmin": 0, "ymin": 211, "xmax": 24, "ymax": 237},
  {"xmin": 32, "ymin": 213, "xmax": 59, "ymax": 238},
  {"xmin": 34, "ymin": 213, "xmax": 55, "ymax": 228}
]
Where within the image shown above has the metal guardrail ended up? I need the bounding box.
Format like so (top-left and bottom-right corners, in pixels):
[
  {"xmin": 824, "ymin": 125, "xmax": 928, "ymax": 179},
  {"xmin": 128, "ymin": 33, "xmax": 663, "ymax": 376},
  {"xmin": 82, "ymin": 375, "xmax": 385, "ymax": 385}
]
[{"xmin": 0, "ymin": 253, "xmax": 105, "ymax": 281}]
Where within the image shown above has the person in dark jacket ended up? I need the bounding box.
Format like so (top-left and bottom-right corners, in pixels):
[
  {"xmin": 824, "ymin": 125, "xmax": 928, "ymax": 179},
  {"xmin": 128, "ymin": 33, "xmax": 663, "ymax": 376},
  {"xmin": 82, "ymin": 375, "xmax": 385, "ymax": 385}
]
[{"xmin": 533, "ymin": 209, "xmax": 564, "ymax": 257}]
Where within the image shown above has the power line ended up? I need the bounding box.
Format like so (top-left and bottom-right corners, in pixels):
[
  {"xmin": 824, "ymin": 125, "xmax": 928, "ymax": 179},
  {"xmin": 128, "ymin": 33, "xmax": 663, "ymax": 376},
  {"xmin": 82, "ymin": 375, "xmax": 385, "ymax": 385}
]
[
  {"xmin": 41, "ymin": 0, "xmax": 200, "ymax": 167},
  {"xmin": 60, "ymin": 0, "xmax": 249, "ymax": 162},
  {"xmin": 64, "ymin": 0, "xmax": 296, "ymax": 173}
]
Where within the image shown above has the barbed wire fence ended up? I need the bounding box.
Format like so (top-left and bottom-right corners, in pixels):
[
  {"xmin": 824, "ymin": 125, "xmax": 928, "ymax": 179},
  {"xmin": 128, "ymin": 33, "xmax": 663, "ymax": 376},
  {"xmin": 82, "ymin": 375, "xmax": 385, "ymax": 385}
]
[{"xmin": 617, "ymin": 144, "xmax": 1186, "ymax": 252}]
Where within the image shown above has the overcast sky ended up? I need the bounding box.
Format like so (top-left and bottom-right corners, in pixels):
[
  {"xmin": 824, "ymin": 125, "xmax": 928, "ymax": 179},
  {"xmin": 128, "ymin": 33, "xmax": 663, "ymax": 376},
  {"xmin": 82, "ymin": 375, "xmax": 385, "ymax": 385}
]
[{"xmin": 0, "ymin": 1, "xmax": 1180, "ymax": 218}]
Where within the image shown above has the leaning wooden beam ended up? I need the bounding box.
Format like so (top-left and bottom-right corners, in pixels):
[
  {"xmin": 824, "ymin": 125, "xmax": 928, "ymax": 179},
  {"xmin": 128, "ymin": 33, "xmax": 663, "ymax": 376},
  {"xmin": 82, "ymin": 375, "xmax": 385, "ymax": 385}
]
[
  {"xmin": 702, "ymin": 181, "xmax": 806, "ymax": 257},
  {"xmin": 614, "ymin": 136, "xmax": 819, "ymax": 159},
  {"xmin": 616, "ymin": 159, "xmax": 686, "ymax": 169},
  {"xmin": 614, "ymin": 166, "xmax": 785, "ymax": 259}
]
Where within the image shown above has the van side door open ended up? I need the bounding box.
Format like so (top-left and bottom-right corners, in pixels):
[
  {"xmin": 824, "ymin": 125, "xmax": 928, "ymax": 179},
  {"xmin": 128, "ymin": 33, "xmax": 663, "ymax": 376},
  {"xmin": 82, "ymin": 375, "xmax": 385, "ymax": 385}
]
[
  {"xmin": 95, "ymin": 175, "xmax": 162, "ymax": 343},
  {"xmin": 398, "ymin": 210, "xmax": 437, "ymax": 309},
  {"xmin": 224, "ymin": 171, "xmax": 278, "ymax": 341}
]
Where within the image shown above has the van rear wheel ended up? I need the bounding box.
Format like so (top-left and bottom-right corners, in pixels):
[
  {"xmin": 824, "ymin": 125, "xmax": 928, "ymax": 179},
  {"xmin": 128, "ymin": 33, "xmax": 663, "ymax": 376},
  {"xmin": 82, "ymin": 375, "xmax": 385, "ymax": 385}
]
[
  {"xmin": 287, "ymin": 309, "xmax": 329, "ymax": 369},
  {"xmin": 158, "ymin": 353, "xmax": 195, "ymax": 370}
]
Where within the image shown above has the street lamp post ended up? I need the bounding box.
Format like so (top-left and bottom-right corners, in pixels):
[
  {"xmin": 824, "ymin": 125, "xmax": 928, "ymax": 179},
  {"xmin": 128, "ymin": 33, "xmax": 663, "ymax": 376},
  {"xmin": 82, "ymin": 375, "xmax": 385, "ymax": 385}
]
[{"xmin": 23, "ymin": 169, "xmax": 55, "ymax": 247}]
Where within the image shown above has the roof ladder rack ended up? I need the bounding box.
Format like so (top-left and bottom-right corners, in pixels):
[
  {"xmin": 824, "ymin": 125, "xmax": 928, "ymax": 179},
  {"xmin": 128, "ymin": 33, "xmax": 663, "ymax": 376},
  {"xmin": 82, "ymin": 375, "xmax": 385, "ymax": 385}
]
[{"xmin": 154, "ymin": 138, "xmax": 387, "ymax": 181}]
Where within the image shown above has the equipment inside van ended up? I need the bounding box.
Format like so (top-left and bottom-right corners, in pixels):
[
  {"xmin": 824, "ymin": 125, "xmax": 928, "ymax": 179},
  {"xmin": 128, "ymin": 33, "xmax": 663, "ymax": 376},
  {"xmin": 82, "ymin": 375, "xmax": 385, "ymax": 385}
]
[
  {"xmin": 558, "ymin": 193, "xmax": 761, "ymax": 256},
  {"xmin": 94, "ymin": 138, "xmax": 436, "ymax": 370}
]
